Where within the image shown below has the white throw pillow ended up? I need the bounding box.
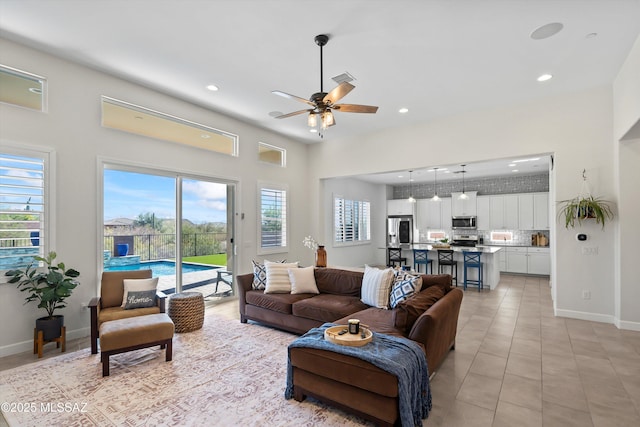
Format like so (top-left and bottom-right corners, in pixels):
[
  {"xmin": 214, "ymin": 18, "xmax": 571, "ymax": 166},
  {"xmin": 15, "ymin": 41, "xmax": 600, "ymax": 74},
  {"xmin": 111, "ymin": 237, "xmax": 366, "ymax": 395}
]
[
  {"xmin": 288, "ymin": 266, "xmax": 319, "ymax": 294},
  {"xmin": 360, "ymin": 264, "xmax": 395, "ymax": 309},
  {"xmin": 121, "ymin": 277, "xmax": 159, "ymax": 308},
  {"xmin": 264, "ymin": 261, "xmax": 299, "ymax": 294}
]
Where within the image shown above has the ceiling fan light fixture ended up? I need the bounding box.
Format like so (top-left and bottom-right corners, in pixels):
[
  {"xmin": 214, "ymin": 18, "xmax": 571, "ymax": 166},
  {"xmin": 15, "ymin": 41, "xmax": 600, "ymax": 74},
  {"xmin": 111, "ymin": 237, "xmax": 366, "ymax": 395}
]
[
  {"xmin": 321, "ymin": 110, "xmax": 335, "ymax": 129},
  {"xmin": 307, "ymin": 113, "xmax": 318, "ymax": 127}
]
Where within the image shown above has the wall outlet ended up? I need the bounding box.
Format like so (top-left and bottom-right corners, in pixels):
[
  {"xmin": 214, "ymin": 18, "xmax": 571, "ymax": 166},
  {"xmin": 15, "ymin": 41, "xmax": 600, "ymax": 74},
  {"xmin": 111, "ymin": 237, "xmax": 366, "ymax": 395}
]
[
  {"xmin": 582, "ymin": 290, "xmax": 591, "ymax": 300},
  {"xmin": 581, "ymin": 246, "xmax": 598, "ymax": 256}
]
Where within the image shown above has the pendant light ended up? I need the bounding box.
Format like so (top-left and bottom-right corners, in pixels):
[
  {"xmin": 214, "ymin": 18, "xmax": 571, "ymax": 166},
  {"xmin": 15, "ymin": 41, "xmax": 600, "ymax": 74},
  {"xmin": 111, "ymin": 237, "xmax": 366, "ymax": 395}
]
[
  {"xmin": 407, "ymin": 170, "xmax": 416, "ymax": 203},
  {"xmin": 431, "ymin": 167, "xmax": 440, "ymax": 201},
  {"xmin": 458, "ymin": 164, "xmax": 469, "ymax": 200}
]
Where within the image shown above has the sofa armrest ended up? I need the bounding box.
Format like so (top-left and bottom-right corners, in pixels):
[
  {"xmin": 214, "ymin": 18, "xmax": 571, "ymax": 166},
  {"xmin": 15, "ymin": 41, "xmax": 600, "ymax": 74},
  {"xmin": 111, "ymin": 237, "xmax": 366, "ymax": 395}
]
[
  {"xmin": 157, "ymin": 291, "xmax": 167, "ymax": 313},
  {"xmin": 237, "ymin": 273, "xmax": 254, "ymax": 322},
  {"xmin": 408, "ymin": 288, "xmax": 463, "ymax": 372}
]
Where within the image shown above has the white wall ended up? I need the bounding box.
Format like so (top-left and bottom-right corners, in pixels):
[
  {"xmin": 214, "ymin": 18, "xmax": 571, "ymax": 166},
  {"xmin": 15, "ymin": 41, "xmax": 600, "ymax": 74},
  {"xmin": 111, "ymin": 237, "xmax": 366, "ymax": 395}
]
[
  {"xmin": 310, "ymin": 86, "xmax": 619, "ymax": 325},
  {"xmin": 321, "ymin": 177, "xmax": 387, "ymax": 267},
  {"xmin": 613, "ymin": 34, "xmax": 640, "ymax": 329},
  {"xmin": 0, "ymin": 38, "xmax": 311, "ymax": 356}
]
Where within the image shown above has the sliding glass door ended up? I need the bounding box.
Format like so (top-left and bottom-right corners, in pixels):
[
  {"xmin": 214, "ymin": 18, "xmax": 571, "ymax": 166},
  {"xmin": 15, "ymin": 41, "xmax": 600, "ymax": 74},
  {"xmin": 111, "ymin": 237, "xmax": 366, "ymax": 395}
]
[{"xmin": 103, "ymin": 165, "xmax": 235, "ymax": 300}]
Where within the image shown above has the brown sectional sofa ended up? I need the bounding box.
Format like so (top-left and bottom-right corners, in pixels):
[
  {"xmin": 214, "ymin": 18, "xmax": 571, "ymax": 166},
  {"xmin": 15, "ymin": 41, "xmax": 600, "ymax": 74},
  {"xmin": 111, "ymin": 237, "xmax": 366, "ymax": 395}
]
[{"xmin": 237, "ymin": 267, "xmax": 463, "ymax": 373}]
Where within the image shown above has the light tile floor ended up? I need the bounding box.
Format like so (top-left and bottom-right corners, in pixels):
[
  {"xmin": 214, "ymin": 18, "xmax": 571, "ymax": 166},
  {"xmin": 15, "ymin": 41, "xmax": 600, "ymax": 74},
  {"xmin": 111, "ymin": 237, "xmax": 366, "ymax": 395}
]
[{"xmin": 2, "ymin": 274, "xmax": 639, "ymax": 427}]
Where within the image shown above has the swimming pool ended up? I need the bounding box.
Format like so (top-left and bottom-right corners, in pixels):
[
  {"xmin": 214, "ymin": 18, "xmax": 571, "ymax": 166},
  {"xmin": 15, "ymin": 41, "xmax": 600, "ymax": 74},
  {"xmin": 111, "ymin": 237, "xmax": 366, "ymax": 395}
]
[{"xmin": 104, "ymin": 260, "xmax": 216, "ymax": 277}]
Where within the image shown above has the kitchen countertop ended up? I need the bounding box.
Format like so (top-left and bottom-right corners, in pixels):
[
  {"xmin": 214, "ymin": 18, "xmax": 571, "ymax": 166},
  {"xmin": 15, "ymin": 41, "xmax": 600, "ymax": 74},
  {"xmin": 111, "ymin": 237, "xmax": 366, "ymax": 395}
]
[{"xmin": 387, "ymin": 244, "xmax": 503, "ymax": 254}]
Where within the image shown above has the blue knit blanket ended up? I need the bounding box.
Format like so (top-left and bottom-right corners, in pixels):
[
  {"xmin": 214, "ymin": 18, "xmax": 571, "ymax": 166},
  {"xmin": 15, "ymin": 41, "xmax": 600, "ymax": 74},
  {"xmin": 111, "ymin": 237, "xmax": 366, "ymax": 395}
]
[{"xmin": 285, "ymin": 323, "xmax": 432, "ymax": 427}]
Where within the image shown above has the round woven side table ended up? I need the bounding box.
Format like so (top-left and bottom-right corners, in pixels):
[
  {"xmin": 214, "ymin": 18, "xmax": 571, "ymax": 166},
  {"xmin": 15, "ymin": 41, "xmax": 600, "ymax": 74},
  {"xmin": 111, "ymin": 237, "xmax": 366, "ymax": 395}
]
[{"xmin": 168, "ymin": 292, "xmax": 204, "ymax": 333}]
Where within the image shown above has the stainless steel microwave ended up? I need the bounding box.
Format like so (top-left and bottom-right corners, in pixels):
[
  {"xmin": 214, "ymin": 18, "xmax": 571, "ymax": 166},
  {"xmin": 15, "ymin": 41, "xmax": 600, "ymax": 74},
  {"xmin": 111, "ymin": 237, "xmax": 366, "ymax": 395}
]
[{"xmin": 452, "ymin": 216, "xmax": 477, "ymax": 230}]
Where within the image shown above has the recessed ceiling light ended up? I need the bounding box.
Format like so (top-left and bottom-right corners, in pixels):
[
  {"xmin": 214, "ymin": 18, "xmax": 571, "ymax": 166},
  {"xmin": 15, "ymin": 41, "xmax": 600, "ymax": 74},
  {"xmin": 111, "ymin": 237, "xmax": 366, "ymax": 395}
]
[
  {"xmin": 537, "ymin": 74, "xmax": 553, "ymax": 82},
  {"xmin": 206, "ymin": 84, "xmax": 219, "ymax": 91},
  {"xmin": 310, "ymin": 128, "xmax": 318, "ymax": 133},
  {"xmin": 530, "ymin": 22, "xmax": 564, "ymax": 40},
  {"xmin": 398, "ymin": 108, "xmax": 409, "ymax": 114},
  {"xmin": 398, "ymin": 175, "xmax": 404, "ymax": 178},
  {"xmin": 512, "ymin": 169, "xmax": 519, "ymax": 172},
  {"xmin": 509, "ymin": 163, "xmax": 516, "ymax": 167}
]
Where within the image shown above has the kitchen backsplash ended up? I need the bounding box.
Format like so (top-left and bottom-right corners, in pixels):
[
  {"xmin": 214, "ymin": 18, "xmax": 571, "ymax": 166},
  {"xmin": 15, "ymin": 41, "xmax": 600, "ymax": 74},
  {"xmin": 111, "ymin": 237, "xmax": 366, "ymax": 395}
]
[
  {"xmin": 393, "ymin": 172, "xmax": 548, "ymax": 199},
  {"xmin": 417, "ymin": 229, "xmax": 550, "ymax": 246}
]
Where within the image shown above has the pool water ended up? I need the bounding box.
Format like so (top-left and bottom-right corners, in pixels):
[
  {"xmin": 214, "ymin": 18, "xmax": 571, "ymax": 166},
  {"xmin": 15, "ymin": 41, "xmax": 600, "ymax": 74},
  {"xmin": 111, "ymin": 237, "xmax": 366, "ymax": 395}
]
[{"xmin": 104, "ymin": 260, "xmax": 215, "ymax": 277}]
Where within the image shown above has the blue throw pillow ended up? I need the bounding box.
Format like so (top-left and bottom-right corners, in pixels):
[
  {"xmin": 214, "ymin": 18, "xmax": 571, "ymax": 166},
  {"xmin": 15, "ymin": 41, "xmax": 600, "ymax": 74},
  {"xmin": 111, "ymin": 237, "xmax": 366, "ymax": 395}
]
[
  {"xmin": 124, "ymin": 289, "xmax": 157, "ymax": 309},
  {"xmin": 390, "ymin": 274, "xmax": 422, "ymax": 309}
]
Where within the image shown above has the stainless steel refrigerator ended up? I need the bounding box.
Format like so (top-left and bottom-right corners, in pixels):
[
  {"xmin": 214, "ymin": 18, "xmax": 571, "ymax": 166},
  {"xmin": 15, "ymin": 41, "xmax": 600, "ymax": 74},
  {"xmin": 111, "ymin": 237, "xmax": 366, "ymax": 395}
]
[{"xmin": 387, "ymin": 216, "xmax": 413, "ymax": 246}]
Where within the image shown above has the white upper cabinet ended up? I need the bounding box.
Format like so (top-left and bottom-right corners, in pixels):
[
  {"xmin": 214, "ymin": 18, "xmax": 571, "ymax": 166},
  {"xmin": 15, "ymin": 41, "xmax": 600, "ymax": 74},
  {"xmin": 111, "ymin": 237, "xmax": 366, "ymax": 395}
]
[
  {"xmin": 451, "ymin": 191, "xmax": 477, "ymax": 216},
  {"xmin": 416, "ymin": 197, "xmax": 452, "ymax": 231},
  {"xmin": 489, "ymin": 196, "xmax": 505, "ymax": 229},
  {"xmin": 533, "ymin": 193, "xmax": 550, "ymax": 229},
  {"xmin": 387, "ymin": 199, "xmax": 414, "ymax": 216},
  {"xmin": 504, "ymin": 195, "xmax": 519, "ymax": 229},
  {"xmin": 518, "ymin": 193, "xmax": 534, "ymax": 230},
  {"xmin": 489, "ymin": 194, "xmax": 519, "ymax": 229},
  {"xmin": 476, "ymin": 195, "xmax": 491, "ymax": 230},
  {"xmin": 441, "ymin": 197, "xmax": 452, "ymax": 230}
]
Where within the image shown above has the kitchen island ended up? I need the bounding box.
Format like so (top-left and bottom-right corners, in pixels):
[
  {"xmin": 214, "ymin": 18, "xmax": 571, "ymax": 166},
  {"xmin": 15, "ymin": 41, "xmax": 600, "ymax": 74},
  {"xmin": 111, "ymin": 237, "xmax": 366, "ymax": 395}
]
[{"xmin": 386, "ymin": 244, "xmax": 502, "ymax": 290}]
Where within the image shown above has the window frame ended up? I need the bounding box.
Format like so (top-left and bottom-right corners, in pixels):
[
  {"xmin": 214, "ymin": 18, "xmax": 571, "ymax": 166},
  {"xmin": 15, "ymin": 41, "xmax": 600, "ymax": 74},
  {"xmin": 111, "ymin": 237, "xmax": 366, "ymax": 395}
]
[
  {"xmin": 257, "ymin": 181, "xmax": 288, "ymax": 255},
  {"xmin": 257, "ymin": 142, "xmax": 286, "ymax": 167},
  {"xmin": 0, "ymin": 141, "xmax": 55, "ymax": 275},
  {"xmin": 333, "ymin": 194, "xmax": 371, "ymax": 247}
]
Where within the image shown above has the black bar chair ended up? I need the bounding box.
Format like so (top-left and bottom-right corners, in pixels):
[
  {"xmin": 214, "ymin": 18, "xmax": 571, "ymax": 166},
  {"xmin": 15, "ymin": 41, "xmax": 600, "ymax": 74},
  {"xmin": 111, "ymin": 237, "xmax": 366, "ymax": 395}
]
[
  {"xmin": 387, "ymin": 248, "xmax": 407, "ymax": 268},
  {"xmin": 437, "ymin": 249, "xmax": 458, "ymax": 287},
  {"xmin": 413, "ymin": 249, "xmax": 433, "ymax": 274}
]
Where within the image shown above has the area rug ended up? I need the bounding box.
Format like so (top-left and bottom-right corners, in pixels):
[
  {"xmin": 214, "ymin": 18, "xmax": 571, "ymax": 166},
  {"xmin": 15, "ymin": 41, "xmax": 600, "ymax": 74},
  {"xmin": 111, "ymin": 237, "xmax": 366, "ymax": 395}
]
[{"xmin": 0, "ymin": 313, "xmax": 373, "ymax": 426}]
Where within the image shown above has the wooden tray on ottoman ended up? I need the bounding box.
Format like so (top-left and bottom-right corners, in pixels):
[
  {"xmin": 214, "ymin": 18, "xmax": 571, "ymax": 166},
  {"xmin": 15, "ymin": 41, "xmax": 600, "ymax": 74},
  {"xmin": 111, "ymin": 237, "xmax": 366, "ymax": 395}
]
[{"xmin": 324, "ymin": 325, "xmax": 373, "ymax": 347}]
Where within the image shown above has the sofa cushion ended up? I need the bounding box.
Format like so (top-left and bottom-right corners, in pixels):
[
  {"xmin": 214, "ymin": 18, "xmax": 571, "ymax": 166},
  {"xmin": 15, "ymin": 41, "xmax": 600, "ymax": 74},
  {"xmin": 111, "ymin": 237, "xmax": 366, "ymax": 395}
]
[
  {"xmin": 336, "ymin": 307, "xmax": 406, "ymax": 339},
  {"xmin": 361, "ymin": 265, "xmax": 395, "ymax": 309},
  {"xmin": 419, "ymin": 274, "xmax": 452, "ymax": 293},
  {"xmin": 245, "ymin": 290, "xmax": 314, "ymax": 314},
  {"xmin": 292, "ymin": 294, "xmax": 369, "ymax": 323},
  {"xmin": 392, "ymin": 286, "xmax": 445, "ymax": 332},
  {"xmin": 314, "ymin": 268, "xmax": 364, "ymax": 296},
  {"xmin": 289, "ymin": 266, "xmax": 319, "ymax": 294}
]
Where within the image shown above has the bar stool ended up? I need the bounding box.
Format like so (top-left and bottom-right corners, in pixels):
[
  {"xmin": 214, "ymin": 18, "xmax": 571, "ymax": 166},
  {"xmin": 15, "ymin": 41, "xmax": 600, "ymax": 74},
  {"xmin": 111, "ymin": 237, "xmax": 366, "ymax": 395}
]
[
  {"xmin": 413, "ymin": 249, "xmax": 433, "ymax": 274},
  {"xmin": 387, "ymin": 248, "xmax": 407, "ymax": 268},
  {"xmin": 437, "ymin": 250, "xmax": 458, "ymax": 286},
  {"xmin": 463, "ymin": 251, "xmax": 483, "ymax": 292}
]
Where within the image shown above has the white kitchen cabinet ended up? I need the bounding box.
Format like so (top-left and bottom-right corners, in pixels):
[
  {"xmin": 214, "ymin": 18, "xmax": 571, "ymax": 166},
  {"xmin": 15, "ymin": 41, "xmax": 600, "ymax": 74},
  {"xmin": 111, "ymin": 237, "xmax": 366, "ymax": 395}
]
[
  {"xmin": 387, "ymin": 199, "xmax": 414, "ymax": 216},
  {"xmin": 498, "ymin": 249, "xmax": 507, "ymax": 271},
  {"xmin": 504, "ymin": 195, "xmax": 519, "ymax": 229},
  {"xmin": 489, "ymin": 196, "xmax": 504, "ymax": 229},
  {"xmin": 476, "ymin": 195, "xmax": 491, "ymax": 230},
  {"xmin": 451, "ymin": 191, "xmax": 477, "ymax": 216},
  {"xmin": 533, "ymin": 193, "xmax": 549, "ymax": 230},
  {"xmin": 506, "ymin": 247, "xmax": 528, "ymax": 273},
  {"xmin": 527, "ymin": 247, "xmax": 550, "ymax": 275},
  {"xmin": 518, "ymin": 193, "xmax": 534, "ymax": 230},
  {"xmin": 441, "ymin": 197, "xmax": 452, "ymax": 231}
]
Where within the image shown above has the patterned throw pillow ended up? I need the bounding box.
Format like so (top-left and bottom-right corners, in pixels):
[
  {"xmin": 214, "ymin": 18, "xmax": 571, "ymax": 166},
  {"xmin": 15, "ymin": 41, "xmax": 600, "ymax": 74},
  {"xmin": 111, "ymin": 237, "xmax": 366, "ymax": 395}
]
[
  {"xmin": 252, "ymin": 260, "xmax": 267, "ymax": 290},
  {"xmin": 390, "ymin": 273, "xmax": 422, "ymax": 309},
  {"xmin": 360, "ymin": 265, "xmax": 395, "ymax": 309},
  {"xmin": 123, "ymin": 289, "xmax": 157, "ymax": 309}
]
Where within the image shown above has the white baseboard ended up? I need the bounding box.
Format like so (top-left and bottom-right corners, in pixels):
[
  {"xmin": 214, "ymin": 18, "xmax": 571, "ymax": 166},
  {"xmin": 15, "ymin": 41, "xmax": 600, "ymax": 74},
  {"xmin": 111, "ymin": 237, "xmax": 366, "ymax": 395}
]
[
  {"xmin": 615, "ymin": 318, "xmax": 640, "ymax": 331},
  {"xmin": 555, "ymin": 308, "xmax": 615, "ymax": 325},
  {"xmin": 0, "ymin": 327, "xmax": 90, "ymax": 358}
]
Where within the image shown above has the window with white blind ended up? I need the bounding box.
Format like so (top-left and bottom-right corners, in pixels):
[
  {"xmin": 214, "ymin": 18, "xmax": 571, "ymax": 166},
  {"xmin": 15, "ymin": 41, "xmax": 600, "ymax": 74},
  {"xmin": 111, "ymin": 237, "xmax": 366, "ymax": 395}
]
[
  {"xmin": 258, "ymin": 183, "xmax": 288, "ymax": 254},
  {"xmin": 0, "ymin": 148, "xmax": 51, "ymax": 271},
  {"xmin": 334, "ymin": 196, "xmax": 370, "ymax": 245}
]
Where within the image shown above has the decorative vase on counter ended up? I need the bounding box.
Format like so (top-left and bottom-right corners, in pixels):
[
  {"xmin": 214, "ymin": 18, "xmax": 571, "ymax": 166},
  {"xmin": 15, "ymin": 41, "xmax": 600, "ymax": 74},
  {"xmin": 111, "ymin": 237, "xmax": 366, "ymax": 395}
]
[{"xmin": 315, "ymin": 245, "xmax": 327, "ymax": 268}]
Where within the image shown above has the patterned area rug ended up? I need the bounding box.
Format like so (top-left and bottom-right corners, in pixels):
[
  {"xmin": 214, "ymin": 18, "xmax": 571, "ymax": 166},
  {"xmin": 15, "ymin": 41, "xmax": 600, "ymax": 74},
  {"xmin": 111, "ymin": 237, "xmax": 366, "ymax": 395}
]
[{"xmin": 0, "ymin": 314, "xmax": 373, "ymax": 426}]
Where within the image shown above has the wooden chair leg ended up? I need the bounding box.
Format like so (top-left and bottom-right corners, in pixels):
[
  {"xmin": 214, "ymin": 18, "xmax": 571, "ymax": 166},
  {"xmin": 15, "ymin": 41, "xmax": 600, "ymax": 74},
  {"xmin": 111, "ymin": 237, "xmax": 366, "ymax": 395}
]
[{"xmin": 166, "ymin": 339, "xmax": 173, "ymax": 362}]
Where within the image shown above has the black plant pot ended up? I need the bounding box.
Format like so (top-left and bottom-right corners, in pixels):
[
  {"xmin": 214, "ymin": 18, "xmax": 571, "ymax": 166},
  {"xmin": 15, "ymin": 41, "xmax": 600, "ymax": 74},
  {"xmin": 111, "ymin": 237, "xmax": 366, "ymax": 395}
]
[{"xmin": 36, "ymin": 315, "xmax": 64, "ymax": 341}]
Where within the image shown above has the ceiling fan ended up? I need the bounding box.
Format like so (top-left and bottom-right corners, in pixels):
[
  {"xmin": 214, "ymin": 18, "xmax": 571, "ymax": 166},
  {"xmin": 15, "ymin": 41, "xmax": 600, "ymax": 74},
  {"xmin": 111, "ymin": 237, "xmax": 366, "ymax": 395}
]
[{"xmin": 272, "ymin": 34, "xmax": 378, "ymax": 137}]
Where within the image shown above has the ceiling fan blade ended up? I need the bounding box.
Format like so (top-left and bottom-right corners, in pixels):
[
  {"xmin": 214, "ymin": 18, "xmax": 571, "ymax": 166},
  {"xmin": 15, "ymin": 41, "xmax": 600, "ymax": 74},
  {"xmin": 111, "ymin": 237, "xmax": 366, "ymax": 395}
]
[
  {"xmin": 272, "ymin": 90, "xmax": 315, "ymax": 107},
  {"xmin": 333, "ymin": 104, "xmax": 379, "ymax": 113},
  {"xmin": 323, "ymin": 82, "xmax": 355, "ymax": 105},
  {"xmin": 275, "ymin": 109, "xmax": 312, "ymax": 119}
]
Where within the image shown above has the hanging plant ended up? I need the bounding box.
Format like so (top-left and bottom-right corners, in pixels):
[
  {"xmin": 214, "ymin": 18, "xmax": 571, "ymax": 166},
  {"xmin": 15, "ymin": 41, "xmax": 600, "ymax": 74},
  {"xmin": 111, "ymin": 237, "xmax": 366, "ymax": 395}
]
[{"xmin": 558, "ymin": 170, "xmax": 614, "ymax": 229}]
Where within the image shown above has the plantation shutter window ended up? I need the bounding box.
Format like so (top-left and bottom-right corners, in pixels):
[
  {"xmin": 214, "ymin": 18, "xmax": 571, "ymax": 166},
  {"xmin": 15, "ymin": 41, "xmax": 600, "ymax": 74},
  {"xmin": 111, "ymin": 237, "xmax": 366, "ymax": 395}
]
[
  {"xmin": 0, "ymin": 151, "xmax": 48, "ymax": 270},
  {"xmin": 334, "ymin": 196, "xmax": 370, "ymax": 244},
  {"xmin": 258, "ymin": 183, "xmax": 288, "ymax": 254}
]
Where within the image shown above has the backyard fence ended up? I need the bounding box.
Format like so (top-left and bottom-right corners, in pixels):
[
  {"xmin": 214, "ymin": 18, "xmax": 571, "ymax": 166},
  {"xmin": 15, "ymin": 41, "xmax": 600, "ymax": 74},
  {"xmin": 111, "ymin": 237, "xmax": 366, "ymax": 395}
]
[{"xmin": 104, "ymin": 233, "xmax": 227, "ymax": 261}]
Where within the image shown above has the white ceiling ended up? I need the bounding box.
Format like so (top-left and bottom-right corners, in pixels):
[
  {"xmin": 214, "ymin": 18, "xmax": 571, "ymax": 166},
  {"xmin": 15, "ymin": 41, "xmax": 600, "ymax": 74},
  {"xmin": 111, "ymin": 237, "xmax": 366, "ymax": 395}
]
[{"xmin": 0, "ymin": 1, "xmax": 638, "ymax": 181}]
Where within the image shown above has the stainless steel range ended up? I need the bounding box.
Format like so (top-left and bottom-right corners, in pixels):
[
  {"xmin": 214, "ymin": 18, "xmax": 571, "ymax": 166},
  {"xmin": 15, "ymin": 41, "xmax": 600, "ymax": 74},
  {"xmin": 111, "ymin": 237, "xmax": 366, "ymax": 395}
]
[{"xmin": 451, "ymin": 233, "xmax": 478, "ymax": 247}]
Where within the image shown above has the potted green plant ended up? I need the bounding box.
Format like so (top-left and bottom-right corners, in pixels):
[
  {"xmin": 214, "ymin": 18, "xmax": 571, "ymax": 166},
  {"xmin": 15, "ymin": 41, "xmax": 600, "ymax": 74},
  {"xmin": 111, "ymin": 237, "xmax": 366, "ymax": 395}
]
[
  {"xmin": 5, "ymin": 251, "xmax": 80, "ymax": 340},
  {"xmin": 558, "ymin": 170, "xmax": 614, "ymax": 229}
]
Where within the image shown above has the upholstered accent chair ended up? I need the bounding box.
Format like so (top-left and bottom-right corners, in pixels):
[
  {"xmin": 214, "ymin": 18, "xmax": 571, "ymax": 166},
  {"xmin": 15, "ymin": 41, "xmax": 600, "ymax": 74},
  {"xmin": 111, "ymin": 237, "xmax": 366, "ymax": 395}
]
[{"xmin": 89, "ymin": 270, "xmax": 166, "ymax": 354}]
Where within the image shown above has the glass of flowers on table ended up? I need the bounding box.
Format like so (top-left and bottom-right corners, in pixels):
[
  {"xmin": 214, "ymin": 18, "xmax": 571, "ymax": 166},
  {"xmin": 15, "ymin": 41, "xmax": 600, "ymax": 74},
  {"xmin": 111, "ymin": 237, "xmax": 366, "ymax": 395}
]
[{"xmin": 303, "ymin": 236, "xmax": 326, "ymax": 267}]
